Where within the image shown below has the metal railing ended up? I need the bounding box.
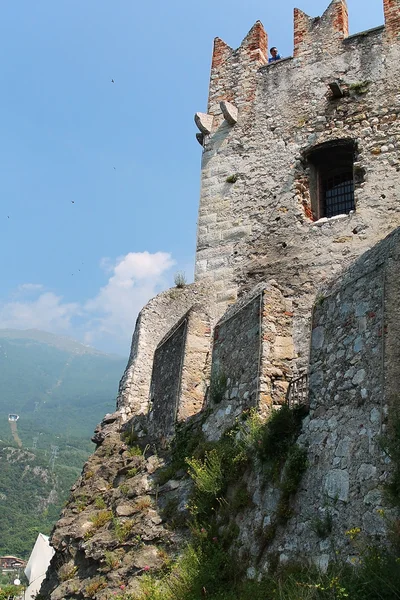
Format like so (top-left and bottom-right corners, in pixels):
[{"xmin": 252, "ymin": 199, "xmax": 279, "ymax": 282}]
[{"xmin": 286, "ymin": 372, "xmax": 309, "ymax": 408}]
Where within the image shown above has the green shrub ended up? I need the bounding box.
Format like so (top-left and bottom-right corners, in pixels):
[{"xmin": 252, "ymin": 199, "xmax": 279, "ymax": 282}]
[
  {"xmin": 90, "ymin": 510, "xmax": 113, "ymax": 529},
  {"xmin": 94, "ymin": 496, "xmax": 106, "ymax": 509},
  {"xmin": 127, "ymin": 467, "xmax": 139, "ymax": 478},
  {"xmin": 85, "ymin": 576, "xmax": 107, "ymax": 597},
  {"xmin": 187, "ymin": 449, "xmax": 224, "ymax": 507},
  {"xmin": 256, "ymin": 404, "xmax": 305, "ymax": 471},
  {"xmin": 231, "ymin": 483, "xmax": 252, "ymax": 511},
  {"xmin": 226, "ymin": 174, "xmax": 238, "ymax": 183},
  {"xmin": 113, "ymin": 517, "xmax": 135, "ymax": 543},
  {"xmin": 174, "ymin": 271, "xmax": 187, "ymax": 288},
  {"xmin": 128, "ymin": 445, "xmax": 143, "ymax": 457}
]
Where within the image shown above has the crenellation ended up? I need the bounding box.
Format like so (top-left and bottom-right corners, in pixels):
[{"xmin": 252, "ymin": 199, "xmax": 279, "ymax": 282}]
[{"xmin": 383, "ymin": 0, "xmax": 400, "ymax": 38}]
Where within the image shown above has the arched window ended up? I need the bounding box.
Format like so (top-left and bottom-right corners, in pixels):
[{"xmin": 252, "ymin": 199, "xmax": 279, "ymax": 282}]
[{"xmin": 306, "ymin": 140, "xmax": 356, "ymax": 220}]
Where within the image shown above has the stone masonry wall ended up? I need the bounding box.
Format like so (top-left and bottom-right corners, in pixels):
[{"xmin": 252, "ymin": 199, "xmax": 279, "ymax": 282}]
[
  {"xmin": 177, "ymin": 306, "xmax": 212, "ymax": 423},
  {"xmin": 195, "ymin": 0, "xmax": 400, "ymax": 369},
  {"xmin": 203, "ymin": 283, "xmax": 294, "ymax": 440},
  {"xmin": 245, "ymin": 229, "xmax": 400, "ymax": 572},
  {"xmin": 115, "ymin": 282, "xmax": 220, "ymax": 421},
  {"xmin": 148, "ymin": 315, "xmax": 188, "ymax": 438},
  {"xmin": 148, "ymin": 307, "xmax": 212, "ymax": 438}
]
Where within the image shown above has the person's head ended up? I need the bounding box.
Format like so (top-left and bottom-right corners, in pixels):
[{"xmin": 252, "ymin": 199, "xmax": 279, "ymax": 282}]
[{"xmin": 270, "ymin": 47, "xmax": 278, "ymax": 57}]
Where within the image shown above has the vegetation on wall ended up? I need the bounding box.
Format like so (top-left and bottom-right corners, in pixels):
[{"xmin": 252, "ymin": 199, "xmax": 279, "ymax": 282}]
[{"xmin": 105, "ymin": 405, "xmax": 400, "ymax": 600}]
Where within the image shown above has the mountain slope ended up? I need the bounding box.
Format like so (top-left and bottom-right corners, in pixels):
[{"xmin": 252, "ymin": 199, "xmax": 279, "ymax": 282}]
[{"xmin": 0, "ymin": 329, "xmax": 126, "ymax": 557}]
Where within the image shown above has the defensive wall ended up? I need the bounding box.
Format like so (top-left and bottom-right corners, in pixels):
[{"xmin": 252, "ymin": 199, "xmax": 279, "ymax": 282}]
[{"xmin": 253, "ymin": 226, "xmax": 400, "ymax": 568}]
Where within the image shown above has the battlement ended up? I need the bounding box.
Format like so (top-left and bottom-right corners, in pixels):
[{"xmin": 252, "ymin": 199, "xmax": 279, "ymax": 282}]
[
  {"xmin": 196, "ymin": 0, "xmax": 399, "ymax": 138},
  {"xmin": 294, "ymin": 0, "xmax": 349, "ymax": 57}
]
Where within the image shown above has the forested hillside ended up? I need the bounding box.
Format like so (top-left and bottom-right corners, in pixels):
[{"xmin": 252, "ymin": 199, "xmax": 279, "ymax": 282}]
[{"xmin": 0, "ymin": 329, "xmax": 125, "ymax": 557}]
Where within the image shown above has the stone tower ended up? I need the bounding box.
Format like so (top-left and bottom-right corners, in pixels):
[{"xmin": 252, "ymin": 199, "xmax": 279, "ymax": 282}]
[{"xmin": 195, "ymin": 0, "xmax": 400, "ymax": 358}]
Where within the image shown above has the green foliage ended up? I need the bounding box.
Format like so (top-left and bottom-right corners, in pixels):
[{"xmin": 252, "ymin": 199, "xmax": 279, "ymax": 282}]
[
  {"xmin": 113, "ymin": 517, "xmax": 136, "ymax": 543},
  {"xmin": 122, "ymin": 426, "xmax": 139, "ymax": 447},
  {"xmin": 130, "ymin": 540, "xmax": 400, "ymax": 600},
  {"xmin": 209, "ymin": 370, "xmax": 228, "ymax": 404},
  {"xmin": 349, "ymin": 80, "xmax": 370, "ymax": 95},
  {"xmin": 90, "ymin": 509, "xmax": 113, "ymax": 529},
  {"xmin": 231, "ymin": 482, "xmax": 252, "ymax": 512},
  {"xmin": 103, "ymin": 550, "xmax": 121, "ymax": 571},
  {"xmin": 0, "ymin": 331, "xmax": 124, "ymax": 558},
  {"xmin": 120, "ymin": 484, "xmax": 130, "ymax": 497},
  {"xmin": 85, "ymin": 575, "xmax": 107, "ymax": 597},
  {"xmin": 256, "ymin": 404, "xmax": 305, "ymax": 473},
  {"xmin": 187, "ymin": 450, "xmax": 223, "ymax": 497},
  {"xmin": 128, "ymin": 445, "xmax": 143, "ymax": 456},
  {"xmin": 226, "ymin": 174, "xmax": 238, "ymax": 183},
  {"xmin": 94, "ymin": 496, "xmax": 107, "ymax": 509},
  {"xmin": 156, "ymin": 424, "xmax": 208, "ymax": 486},
  {"xmin": 174, "ymin": 271, "xmax": 187, "ymax": 288},
  {"xmin": 58, "ymin": 564, "xmax": 78, "ymax": 582},
  {"xmin": 127, "ymin": 467, "xmax": 139, "ymax": 478},
  {"xmin": 0, "ymin": 584, "xmax": 24, "ymax": 600},
  {"xmin": 76, "ymin": 494, "xmax": 89, "ymax": 512}
]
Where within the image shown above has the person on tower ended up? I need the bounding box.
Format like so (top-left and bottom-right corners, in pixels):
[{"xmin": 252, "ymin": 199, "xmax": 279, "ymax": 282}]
[{"xmin": 268, "ymin": 47, "xmax": 281, "ymax": 63}]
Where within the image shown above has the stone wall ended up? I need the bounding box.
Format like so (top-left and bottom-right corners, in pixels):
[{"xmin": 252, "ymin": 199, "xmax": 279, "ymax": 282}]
[
  {"xmin": 148, "ymin": 315, "xmax": 188, "ymax": 438},
  {"xmin": 203, "ymin": 283, "xmax": 295, "ymax": 440},
  {"xmin": 247, "ymin": 228, "xmax": 400, "ymax": 571},
  {"xmin": 116, "ymin": 283, "xmax": 219, "ymax": 421},
  {"xmin": 148, "ymin": 307, "xmax": 212, "ymax": 438},
  {"xmin": 195, "ymin": 0, "xmax": 400, "ymax": 367}
]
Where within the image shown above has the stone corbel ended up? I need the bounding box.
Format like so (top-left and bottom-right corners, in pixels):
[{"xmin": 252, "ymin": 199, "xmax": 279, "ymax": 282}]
[
  {"xmin": 328, "ymin": 81, "xmax": 344, "ymax": 98},
  {"xmin": 194, "ymin": 112, "xmax": 214, "ymax": 135},
  {"xmin": 220, "ymin": 101, "xmax": 238, "ymax": 125}
]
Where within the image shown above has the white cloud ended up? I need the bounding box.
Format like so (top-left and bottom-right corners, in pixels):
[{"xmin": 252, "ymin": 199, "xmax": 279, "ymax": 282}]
[
  {"xmin": 17, "ymin": 283, "xmax": 44, "ymax": 294},
  {"xmin": 0, "ymin": 251, "xmax": 176, "ymax": 354},
  {"xmin": 0, "ymin": 292, "xmax": 79, "ymax": 332},
  {"xmin": 83, "ymin": 251, "xmax": 175, "ymax": 349}
]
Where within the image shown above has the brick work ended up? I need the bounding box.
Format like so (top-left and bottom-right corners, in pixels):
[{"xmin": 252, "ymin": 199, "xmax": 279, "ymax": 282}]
[
  {"xmin": 293, "ymin": 0, "xmax": 349, "ymax": 58},
  {"xmin": 207, "ymin": 21, "xmax": 268, "ymax": 125},
  {"xmin": 383, "ymin": 0, "xmax": 400, "ymax": 38}
]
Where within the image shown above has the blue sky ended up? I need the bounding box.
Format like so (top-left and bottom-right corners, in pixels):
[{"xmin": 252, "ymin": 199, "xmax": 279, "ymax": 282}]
[{"xmin": 0, "ymin": 0, "xmax": 385, "ymax": 356}]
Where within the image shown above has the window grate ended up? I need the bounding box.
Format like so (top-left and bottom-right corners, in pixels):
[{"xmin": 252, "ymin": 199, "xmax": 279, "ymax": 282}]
[{"xmin": 323, "ymin": 172, "xmax": 355, "ymax": 218}]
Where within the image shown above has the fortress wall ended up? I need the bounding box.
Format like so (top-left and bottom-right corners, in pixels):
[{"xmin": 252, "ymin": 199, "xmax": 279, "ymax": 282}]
[
  {"xmin": 251, "ymin": 229, "xmax": 400, "ymax": 570},
  {"xmin": 195, "ymin": 2, "xmax": 400, "ymax": 367},
  {"xmin": 177, "ymin": 307, "xmax": 212, "ymax": 422},
  {"xmin": 148, "ymin": 307, "xmax": 212, "ymax": 438},
  {"xmin": 115, "ymin": 283, "xmax": 218, "ymax": 420},
  {"xmin": 202, "ymin": 284, "xmax": 294, "ymax": 440},
  {"xmin": 148, "ymin": 315, "xmax": 188, "ymax": 438}
]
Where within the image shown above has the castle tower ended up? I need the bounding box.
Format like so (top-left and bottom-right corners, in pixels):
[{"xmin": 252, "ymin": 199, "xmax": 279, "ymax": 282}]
[{"xmin": 194, "ymin": 0, "xmax": 400, "ymax": 359}]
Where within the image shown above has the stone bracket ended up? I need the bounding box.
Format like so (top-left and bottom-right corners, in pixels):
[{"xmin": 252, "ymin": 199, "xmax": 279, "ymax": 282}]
[
  {"xmin": 194, "ymin": 112, "xmax": 214, "ymax": 135},
  {"xmin": 220, "ymin": 101, "xmax": 238, "ymax": 125},
  {"xmin": 328, "ymin": 81, "xmax": 344, "ymax": 98}
]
